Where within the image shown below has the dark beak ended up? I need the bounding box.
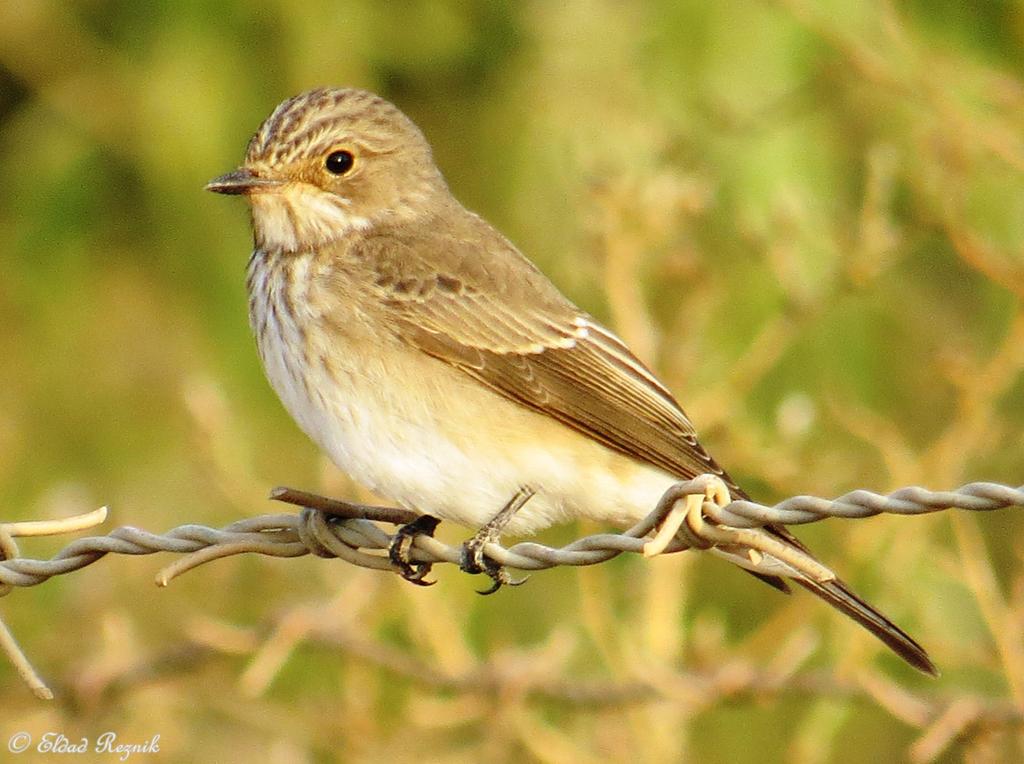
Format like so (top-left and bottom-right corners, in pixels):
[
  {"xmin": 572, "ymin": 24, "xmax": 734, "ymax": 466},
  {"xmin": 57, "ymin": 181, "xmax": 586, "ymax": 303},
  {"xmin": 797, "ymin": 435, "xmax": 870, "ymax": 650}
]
[{"xmin": 205, "ymin": 168, "xmax": 281, "ymax": 195}]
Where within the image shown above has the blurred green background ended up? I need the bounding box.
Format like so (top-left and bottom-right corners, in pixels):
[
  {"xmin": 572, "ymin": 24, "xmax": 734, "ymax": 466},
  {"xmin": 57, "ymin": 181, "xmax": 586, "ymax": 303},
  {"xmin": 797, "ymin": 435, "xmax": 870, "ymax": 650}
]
[{"xmin": 2, "ymin": 0, "xmax": 1023, "ymax": 761}]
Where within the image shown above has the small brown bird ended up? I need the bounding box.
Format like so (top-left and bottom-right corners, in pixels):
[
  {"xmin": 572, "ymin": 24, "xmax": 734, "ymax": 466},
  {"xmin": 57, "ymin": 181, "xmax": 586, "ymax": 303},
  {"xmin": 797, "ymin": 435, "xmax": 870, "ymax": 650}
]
[{"xmin": 207, "ymin": 87, "xmax": 934, "ymax": 675}]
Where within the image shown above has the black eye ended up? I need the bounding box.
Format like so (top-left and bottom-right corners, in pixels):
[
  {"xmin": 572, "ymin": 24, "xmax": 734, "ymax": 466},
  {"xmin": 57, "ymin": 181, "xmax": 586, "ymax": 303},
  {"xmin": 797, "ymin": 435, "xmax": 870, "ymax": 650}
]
[{"xmin": 325, "ymin": 150, "xmax": 355, "ymax": 175}]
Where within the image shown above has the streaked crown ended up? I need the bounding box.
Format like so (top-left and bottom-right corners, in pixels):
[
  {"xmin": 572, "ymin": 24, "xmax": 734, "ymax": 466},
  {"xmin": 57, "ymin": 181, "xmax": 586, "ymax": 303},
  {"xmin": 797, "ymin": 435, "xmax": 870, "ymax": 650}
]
[{"xmin": 245, "ymin": 88, "xmax": 431, "ymax": 168}]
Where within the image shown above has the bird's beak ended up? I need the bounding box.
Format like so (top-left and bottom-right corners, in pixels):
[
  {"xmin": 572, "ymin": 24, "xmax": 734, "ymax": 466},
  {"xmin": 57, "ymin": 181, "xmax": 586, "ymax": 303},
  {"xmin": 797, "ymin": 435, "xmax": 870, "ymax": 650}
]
[{"xmin": 205, "ymin": 168, "xmax": 282, "ymax": 195}]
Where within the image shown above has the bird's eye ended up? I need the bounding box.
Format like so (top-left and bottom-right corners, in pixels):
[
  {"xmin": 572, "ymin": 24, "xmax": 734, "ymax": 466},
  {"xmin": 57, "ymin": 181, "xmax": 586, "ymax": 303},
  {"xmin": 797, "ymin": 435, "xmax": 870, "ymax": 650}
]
[{"xmin": 325, "ymin": 150, "xmax": 355, "ymax": 175}]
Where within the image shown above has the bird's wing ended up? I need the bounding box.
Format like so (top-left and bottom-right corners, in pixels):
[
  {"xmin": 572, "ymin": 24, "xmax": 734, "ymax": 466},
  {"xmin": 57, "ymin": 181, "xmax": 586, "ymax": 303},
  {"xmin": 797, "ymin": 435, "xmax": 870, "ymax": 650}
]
[
  {"xmin": 359, "ymin": 227, "xmax": 742, "ymax": 495},
  {"xmin": 354, "ymin": 227, "xmax": 935, "ymax": 675}
]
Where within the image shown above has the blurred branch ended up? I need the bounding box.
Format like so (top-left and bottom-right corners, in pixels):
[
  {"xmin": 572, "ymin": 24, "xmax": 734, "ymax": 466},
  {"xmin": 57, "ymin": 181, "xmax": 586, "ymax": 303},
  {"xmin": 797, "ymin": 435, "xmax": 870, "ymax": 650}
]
[{"xmin": 43, "ymin": 613, "xmax": 1024, "ymax": 764}]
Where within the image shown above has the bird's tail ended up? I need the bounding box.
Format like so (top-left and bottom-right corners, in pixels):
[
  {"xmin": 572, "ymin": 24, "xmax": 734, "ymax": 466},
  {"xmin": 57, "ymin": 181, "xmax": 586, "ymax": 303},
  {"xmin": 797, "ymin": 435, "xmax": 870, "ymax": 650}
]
[
  {"xmin": 722, "ymin": 521, "xmax": 936, "ymax": 675},
  {"xmin": 790, "ymin": 570, "xmax": 936, "ymax": 675}
]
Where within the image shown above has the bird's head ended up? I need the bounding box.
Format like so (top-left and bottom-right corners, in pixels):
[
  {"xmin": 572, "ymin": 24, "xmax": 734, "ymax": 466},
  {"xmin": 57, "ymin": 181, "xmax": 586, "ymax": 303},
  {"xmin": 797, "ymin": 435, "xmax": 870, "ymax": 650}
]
[{"xmin": 207, "ymin": 87, "xmax": 448, "ymax": 253}]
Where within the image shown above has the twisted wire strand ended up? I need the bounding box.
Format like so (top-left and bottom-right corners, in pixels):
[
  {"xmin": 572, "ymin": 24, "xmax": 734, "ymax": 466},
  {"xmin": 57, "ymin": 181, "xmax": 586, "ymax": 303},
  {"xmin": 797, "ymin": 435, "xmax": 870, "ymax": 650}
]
[
  {"xmin": 2, "ymin": 479, "xmax": 1022, "ymax": 700},
  {"xmin": 1, "ymin": 480, "xmax": 1021, "ymax": 591}
]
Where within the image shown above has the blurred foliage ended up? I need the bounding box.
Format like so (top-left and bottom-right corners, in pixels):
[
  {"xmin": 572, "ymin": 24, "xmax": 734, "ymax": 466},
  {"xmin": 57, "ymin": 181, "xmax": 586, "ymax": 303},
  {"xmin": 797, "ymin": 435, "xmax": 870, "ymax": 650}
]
[{"xmin": 1, "ymin": 0, "xmax": 1023, "ymax": 762}]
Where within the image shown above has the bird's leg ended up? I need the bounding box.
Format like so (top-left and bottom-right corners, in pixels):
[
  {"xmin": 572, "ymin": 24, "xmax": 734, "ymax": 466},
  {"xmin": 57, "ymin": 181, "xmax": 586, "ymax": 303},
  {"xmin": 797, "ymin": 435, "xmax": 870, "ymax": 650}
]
[
  {"xmin": 462, "ymin": 487, "xmax": 535, "ymax": 595},
  {"xmin": 388, "ymin": 514, "xmax": 441, "ymax": 586}
]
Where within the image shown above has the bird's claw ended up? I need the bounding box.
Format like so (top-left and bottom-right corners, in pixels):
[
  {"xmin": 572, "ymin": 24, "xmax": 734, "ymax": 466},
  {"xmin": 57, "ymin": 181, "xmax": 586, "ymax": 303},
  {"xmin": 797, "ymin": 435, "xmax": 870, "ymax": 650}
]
[
  {"xmin": 388, "ymin": 515, "xmax": 440, "ymax": 586},
  {"xmin": 461, "ymin": 536, "xmax": 528, "ymax": 595}
]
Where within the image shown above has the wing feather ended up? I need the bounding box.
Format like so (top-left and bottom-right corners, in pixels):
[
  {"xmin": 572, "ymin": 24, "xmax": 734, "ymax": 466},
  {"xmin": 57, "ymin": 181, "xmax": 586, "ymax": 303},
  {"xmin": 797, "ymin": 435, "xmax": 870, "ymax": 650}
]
[
  {"xmin": 347, "ymin": 227, "xmax": 936, "ymax": 674},
  {"xmin": 357, "ymin": 228, "xmax": 740, "ymax": 494}
]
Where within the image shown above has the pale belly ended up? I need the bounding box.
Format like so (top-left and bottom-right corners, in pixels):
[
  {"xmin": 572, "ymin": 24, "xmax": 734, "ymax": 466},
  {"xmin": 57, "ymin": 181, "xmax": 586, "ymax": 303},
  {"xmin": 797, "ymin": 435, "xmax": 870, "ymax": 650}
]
[{"xmin": 249, "ymin": 254, "xmax": 677, "ymax": 536}]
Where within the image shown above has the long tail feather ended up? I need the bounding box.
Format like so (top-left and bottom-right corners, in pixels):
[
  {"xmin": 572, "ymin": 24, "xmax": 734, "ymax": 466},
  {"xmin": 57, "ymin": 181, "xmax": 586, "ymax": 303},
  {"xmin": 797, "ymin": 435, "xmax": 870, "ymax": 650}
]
[
  {"xmin": 709, "ymin": 482, "xmax": 934, "ymax": 673},
  {"xmin": 764, "ymin": 524, "xmax": 936, "ymax": 675},
  {"xmin": 791, "ymin": 574, "xmax": 936, "ymax": 675}
]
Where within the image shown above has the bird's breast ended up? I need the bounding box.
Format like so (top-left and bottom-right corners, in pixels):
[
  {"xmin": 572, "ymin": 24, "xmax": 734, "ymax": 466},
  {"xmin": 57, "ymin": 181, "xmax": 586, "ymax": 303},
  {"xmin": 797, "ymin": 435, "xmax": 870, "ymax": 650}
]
[
  {"xmin": 247, "ymin": 250, "xmax": 391, "ymax": 469},
  {"xmin": 246, "ymin": 247, "xmax": 498, "ymax": 507},
  {"xmin": 245, "ymin": 249, "xmax": 677, "ymax": 534}
]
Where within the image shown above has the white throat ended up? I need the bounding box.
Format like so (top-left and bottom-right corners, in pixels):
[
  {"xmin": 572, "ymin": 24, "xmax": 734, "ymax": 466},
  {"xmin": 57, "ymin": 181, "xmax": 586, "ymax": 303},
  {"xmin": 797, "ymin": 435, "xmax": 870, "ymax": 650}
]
[{"xmin": 250, "ymin": 184, "xmax": 370, "ymax": 252}]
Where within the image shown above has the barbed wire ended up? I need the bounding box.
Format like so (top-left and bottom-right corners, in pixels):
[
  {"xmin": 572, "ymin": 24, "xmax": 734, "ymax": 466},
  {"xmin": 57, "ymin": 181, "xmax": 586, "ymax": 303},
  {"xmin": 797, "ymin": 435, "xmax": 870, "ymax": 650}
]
[
  {"xmin": 2, "ymin": 478, "xmax": 1023, "ymax": 700},
  {"xmin": 2, "ymin": 478, "xmax": 1022, "ymax": 591},
  {"xmin": 0, "ymin": 479, "xmax": 1018, "ymax": 593}
]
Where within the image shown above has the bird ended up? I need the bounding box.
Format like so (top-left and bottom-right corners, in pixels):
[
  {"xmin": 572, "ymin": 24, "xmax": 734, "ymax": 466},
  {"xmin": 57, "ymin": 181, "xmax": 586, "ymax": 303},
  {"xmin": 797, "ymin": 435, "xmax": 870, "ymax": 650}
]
[{"xmin": 206, "ymin": 87, "xmax": 935, "ymax": 675}]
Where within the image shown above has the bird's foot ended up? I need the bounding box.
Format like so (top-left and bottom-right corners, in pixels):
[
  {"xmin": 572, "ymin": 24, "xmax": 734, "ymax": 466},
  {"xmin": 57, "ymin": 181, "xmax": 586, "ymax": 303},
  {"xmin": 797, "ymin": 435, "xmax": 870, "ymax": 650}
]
[
  {"xmin": 460, "ymin": 532, "xmax": 529, "ymax": 595},
  {"xmin": 388, "ymin": 514, "xmax": 440, "ymax": 586},
  {"xmin": 460, "ymin": 488, "xmax": 534, "ymax": 595}
]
